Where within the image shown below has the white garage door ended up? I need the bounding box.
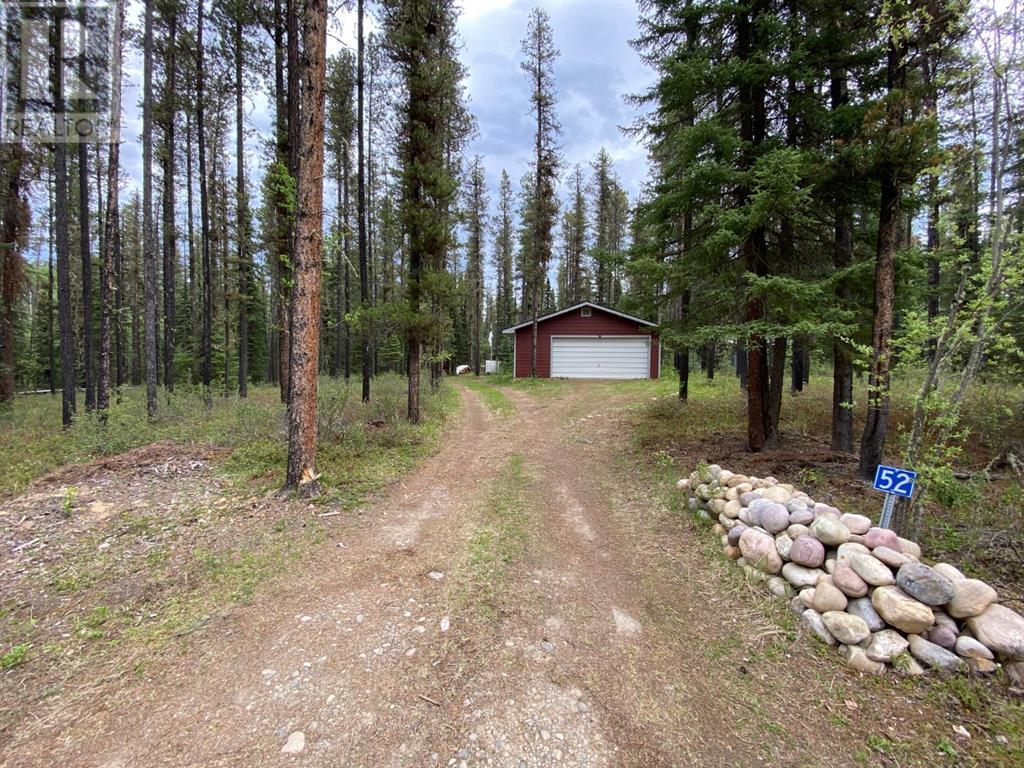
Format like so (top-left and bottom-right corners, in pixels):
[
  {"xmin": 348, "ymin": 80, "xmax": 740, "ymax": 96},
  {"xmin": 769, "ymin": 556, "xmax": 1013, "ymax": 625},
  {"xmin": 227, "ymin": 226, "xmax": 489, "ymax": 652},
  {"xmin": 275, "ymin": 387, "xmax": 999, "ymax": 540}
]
[{"xmin": 550, "ymin": 336, "xmax": 650, "ymax": 379}]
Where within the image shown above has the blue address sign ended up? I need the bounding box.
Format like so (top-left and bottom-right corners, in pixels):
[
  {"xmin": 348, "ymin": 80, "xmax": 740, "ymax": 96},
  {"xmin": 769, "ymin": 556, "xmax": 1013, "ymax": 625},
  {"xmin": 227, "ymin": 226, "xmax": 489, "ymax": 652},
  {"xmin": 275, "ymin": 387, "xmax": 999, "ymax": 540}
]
[{"xmin": 872, "ymin": 464, "xmax": 917, "ymax": 499}]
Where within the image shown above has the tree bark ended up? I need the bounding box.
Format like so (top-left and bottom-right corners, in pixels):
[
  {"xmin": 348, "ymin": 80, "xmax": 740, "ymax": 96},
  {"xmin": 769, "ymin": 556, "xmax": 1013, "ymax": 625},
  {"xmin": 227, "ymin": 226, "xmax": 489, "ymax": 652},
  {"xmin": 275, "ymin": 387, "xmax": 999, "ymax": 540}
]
[
  {"xmin": 76, "ymin": 16, "xmax": 94, "ymax": 411},
  {"xmin": 284, "ymin": 0, "xmax": 328, "ymax": 492},
  {"xmin": 767, "ymin": 336, "xmax": 786, "ymax": 445},
  {"xmin": 858, "ymin": 36, "xmax": 906, "ymax": 479},
  {"xmin": 54, "ymin": 12, "xmax": 77, "ymax": 423},
  {"xmin": 48, "ymin": 175, "xmax": 56, "ymax": 394},
  {"xmin": 197, "ymin": 0, "xmax": 213, "ymax": 398},
  {"xmin": 99, "ymin": 0, "xmax": 124, "ymax": 414},
  {"xmin": 236, "ymin": 15, "xmax": 249, "ymax": 397},
  {"xmin": 162, "ymin": 11, "xmax": 177, "ymax": 392},
  {"xmin": 357, "ymin": 0, "xmax": 370, "ymax": 402}
]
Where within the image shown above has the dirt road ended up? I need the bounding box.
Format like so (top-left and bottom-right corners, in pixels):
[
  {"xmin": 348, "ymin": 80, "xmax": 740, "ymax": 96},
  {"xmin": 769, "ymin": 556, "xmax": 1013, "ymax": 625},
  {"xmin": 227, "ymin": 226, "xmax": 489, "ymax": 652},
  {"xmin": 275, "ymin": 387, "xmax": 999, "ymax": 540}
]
[{"xmin": 0, "ymin": 383, "xmax": 949, "ymax": 767}]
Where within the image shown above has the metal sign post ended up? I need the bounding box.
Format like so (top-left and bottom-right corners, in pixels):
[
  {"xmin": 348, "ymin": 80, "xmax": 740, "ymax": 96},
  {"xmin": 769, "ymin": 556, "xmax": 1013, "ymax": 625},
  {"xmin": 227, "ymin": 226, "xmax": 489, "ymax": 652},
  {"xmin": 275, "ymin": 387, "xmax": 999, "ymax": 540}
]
[{"xmin": 872, "ymin": 464, "xmax": 917, "ymax": 530}]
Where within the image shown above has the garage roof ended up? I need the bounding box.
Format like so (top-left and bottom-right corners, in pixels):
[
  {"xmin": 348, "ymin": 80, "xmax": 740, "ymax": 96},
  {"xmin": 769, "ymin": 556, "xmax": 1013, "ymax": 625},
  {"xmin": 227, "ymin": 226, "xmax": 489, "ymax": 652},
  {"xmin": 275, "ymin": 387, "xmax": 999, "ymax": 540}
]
[{"xmin": 501, "ymin": 301, "xmax": 657, "ymax": 334}]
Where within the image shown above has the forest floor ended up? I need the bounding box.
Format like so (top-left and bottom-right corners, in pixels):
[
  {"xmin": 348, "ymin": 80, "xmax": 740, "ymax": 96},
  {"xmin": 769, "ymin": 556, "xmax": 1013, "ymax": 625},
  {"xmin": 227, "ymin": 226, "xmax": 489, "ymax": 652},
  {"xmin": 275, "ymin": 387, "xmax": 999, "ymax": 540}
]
[{"xmin": 1, "ymin": 376, "xmax": 1023, "ymax": 767}]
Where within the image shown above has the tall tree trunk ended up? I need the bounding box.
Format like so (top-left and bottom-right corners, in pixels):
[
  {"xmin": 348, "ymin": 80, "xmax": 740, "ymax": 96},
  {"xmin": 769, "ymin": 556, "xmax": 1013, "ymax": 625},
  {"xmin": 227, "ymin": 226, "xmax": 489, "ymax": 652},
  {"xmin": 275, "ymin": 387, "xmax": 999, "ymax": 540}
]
[
  {"xmin": 142, "ymin": 0, "xmax": 158, "ymax": 417},
  {"xmin": 77, "ymin": 19, "xmax": 94, "ymax": 410},
  {"xmin": 830, "ymin": 62, "xmax": 854, "ymax": 453},
  {"xmin": 767, "ymin": 336, "xmax": 786, "ymax": 445},
  {"xmin": 162, "ymin": 12, "xmax": 177, "ymax": 392},
  {"xmin": 357, "ymin": 0, "xmax": 370, "ymax": 402},
  {"xmin": 54, "ymin": 8, "xmax": 75, "ymax": 423},
  {"xmin": 279, "ymin": 0, "xmax": 299, "ymax": 403},
  {"xmin": 737, "ymin": 1, "xmax": 768, "ymax": 452},
  {"xmin": 99, "ymin": 0, "xmax": 124, "ymax": 414},
  {"xmin": 0, "ymin": 150, "xmax": 24, "ymax": 405},
  {"xmin": 343, "ymin": 143, "xmax": 352, "ymax": 381},
  {"xmin": 220, "ymin": 152, "xmax": 231, "ymax": 398},
  {"xmin": 284, "ymin": 0, "xmax": 327, "ymax": 492},
  {"xmin": 185, "ymin": 100, "xmax": 199, "ymax": 383},
  {"xmin": 790, "ymin": 336, "xmax": 803, "ymax": 393},
  {"xmin": 48, "ymin": 175, "xmax": 56, "ymax": 394},
  {"xmin": 197, "ymin": 0, "xmax": 213, "ymax": 397},
  {"xmin": 236, "ymin": 15, "xmax": 249, "ymax": 397},
  {"xmin": 367, "ymin": 35, "xmax": 377, "ymax": 376},
  {"xmin": 859, "ymin": 36, "xmax": 906, "ymax": 478}
]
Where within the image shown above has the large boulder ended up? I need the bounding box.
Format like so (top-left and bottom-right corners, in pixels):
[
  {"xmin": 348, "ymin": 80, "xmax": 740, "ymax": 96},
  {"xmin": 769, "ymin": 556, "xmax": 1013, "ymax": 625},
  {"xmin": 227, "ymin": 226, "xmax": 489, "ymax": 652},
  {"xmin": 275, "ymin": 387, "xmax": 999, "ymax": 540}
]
[
  {"xmin": 761, "ymin": 504, "xmax": 790, "ymax": 533},
  {"xmin": 931, "ymin": 562, "xmax": 966, "ymax": 583},
  {"xmin": 947, "ymin": 579, "xmax": 998, "ymax": 619},
  {"xmin": 739, "ymin": 528, "xmax": 783, "ymax": 574},
  {"xmin": 860, "ymin": 527, "xmax": 902, "ymax": 551},
  {"xmin": 872, "ymin": 546, "xmax": 913, "ymax": 569},
  {"xmin": 832, "ymin": 564, "xmax": 869, "ymax": 598},
  {"xmin": 954, "ymin": 635, "xmax": 993, "ymax": 661},
  {"xmin": 850, "ymin": 553, "xmax": 895, "ymax": 586},
  {"xmin": 811, "ymin": 516, "xmax": 851, "ymax": 547},
  {"xmin": 841, "ymin": 644, "xmax": 885, "ymax": 674},
  {"xmin": 871, "ymin": 587, "xmax": 935, "ymax": 634},
  {"xmin": 775, "ymin": 533, "xmax": 794, "ymax": 560},
  {"xmin": 788, "ymin": 536, "xmax": 825, "ymax": 568},
  {"xmin": 865, "ymin": 629, "xmax": 909, "ymax": 662},
  {"xmin": 822, "ymin": 611, "xmax": 870, "ymax": 645},
  {"xmin": 839, "ymin": 513, "xmax": 872, "ymax": 535},
  {"xmin": 966, "ymin": 604, "xmax": 1024, "ymax": 661},
  {"xmin": 847, "ymin": 597, "xmax": 886, "ymax": 632},
  {"xmin": 908, "ymin": 634, "xmax": 966, "ymax": 673},
  {"xmin": 896, "ymin": 562, "xmax": 955, "ymax": 607},
  {"xmin": 813, "ymin": 578, "xmax": 849, "ymax": 613},
  {"xmin": 835, "ymin": 542, "xmax": 870, "ymax": 568},
  {"xmin": 782, "ymin": 562, "xmax": 825, "ymax": 589},
  {"xmin": 802, "ymin": 609, "xmax": 836, "ymax": 646}
]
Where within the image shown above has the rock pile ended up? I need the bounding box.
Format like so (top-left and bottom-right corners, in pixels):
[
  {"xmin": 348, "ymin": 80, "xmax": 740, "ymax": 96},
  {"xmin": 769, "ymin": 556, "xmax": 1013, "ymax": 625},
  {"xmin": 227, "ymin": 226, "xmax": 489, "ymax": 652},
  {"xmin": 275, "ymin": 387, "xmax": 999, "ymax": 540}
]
[{"xmin": 679, "ymin": 464, "xmax": 1024, "ymax": 682}]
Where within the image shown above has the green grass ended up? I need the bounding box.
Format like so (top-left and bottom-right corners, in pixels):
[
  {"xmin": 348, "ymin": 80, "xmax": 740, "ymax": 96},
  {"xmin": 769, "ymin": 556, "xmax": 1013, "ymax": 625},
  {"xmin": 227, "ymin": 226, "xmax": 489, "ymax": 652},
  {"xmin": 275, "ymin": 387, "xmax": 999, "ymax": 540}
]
[
  {"xmin": 456, "ymin": 453, "xmax": 533, "ymax": 617},
  {"xmin": 1, "ymin": 643, "xmax": 29, "ymax": 669},
  {"xmin": 486, "ymin": 372, "xmax": 572, "ymax": 397},
  {"xmin": 0, "ymin": 373, "xmax": 457, "ymax": 499},
  {"xmin": 458, "ymin": 376, "xmax": 514, "ymax": 415}
]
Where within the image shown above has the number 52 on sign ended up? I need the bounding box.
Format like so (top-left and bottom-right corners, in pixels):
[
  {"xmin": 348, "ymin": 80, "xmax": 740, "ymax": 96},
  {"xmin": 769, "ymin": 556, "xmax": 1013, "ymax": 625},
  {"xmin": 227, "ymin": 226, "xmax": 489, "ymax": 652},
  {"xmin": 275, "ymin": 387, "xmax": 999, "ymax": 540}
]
[{"xmin": 872, "ymin": 465, "xmax": 917, "ymax": 498}]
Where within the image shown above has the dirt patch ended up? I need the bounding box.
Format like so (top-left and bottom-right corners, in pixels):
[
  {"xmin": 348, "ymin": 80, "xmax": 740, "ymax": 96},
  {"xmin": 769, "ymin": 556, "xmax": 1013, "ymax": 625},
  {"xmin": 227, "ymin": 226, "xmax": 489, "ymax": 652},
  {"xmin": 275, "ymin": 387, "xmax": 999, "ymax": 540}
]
[{"xmin": 29, "ymin": 440, "xmax": 229, "ymax": 489}]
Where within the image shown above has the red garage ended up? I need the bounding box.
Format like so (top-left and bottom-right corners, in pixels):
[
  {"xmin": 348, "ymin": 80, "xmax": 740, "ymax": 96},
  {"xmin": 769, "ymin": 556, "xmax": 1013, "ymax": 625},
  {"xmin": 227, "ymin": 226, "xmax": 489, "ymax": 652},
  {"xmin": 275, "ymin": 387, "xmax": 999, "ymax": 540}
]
[{"xmin": 502, "ymin": 302, "xmax": 659, "ymax": 379}]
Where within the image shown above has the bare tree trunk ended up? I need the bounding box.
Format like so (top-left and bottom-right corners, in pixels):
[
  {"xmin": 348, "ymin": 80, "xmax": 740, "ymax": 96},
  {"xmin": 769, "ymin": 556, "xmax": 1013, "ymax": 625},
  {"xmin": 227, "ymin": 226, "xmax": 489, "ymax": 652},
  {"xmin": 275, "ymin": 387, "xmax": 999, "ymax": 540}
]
[
  {"xmin": 54, "ymin": 13, "xmax": 74, "ymax": 424},
  {"xmin": 76, "ymin": 17, "xmax": 95, "ymax": 411},
  {"xmin": 197, "ymin": 0, "xmax": 213, "ymax": 398},
  {"xmin": 343, "ymin": 143, "xmax": 352, "ymax": 381},
  {"xmin": 767, "ymin": 336, "xmax": 786, "ymax": 445},
  {"xmin": 284, "ymin": 0, "xmax": 327, "ymax": 493},
  {"xmin": 185, "ymin": 101, "xmax": 198, "ymax": 383},
  {"xmin": 236, "ymin": 14, "xmax": 249, "ymax": 397},
  {"xmin": 48, "ymin": 174, "xmax": 56, "ymax": 394},
  {"xmin": 99, "ymin": 0, "xmax": 124, "ymax": 414},
  {"xmin": 357, "ymin": 0, "xmax": 370, "ymax": 403},
  {"xmin": 859, "ymin": 37, "xmax": 906, "ymax": 479},
  {"xmin": 162, "ymin": 11, "xmax": 177, "ymax": 392}
]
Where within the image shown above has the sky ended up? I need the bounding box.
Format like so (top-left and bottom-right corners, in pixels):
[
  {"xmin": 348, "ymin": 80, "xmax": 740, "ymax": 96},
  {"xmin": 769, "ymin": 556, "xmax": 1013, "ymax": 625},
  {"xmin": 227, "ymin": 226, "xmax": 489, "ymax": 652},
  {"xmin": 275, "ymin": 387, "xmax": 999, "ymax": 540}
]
[
  {"xmin": 58, "ymin": 1, "xmax": 655, "ymax": 261},
  {"xmin": 456, "ymin": 0, "xmax": 654, "ymax": 210}
]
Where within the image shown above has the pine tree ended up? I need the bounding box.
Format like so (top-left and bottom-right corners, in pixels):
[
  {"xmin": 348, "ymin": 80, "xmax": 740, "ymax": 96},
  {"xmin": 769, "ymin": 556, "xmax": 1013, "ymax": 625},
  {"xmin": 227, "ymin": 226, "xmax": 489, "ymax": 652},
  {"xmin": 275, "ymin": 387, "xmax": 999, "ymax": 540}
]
[
  {"xmin": 283, "ymin": 0, "xmax": 328, "ymax": 492},
  {"xmin": 520, "ymin": 7, "xmax": 561, "ymax": 376},
  {"xmin": 98, "ymin": 0, "xmax": 125, "ymax": 414},
  {"xmin": 465, "ymin": 156, "xmax": 487, "ymax": 376},
  {"xmin": 143, "ymin": 0, "xmax": 159, "ymax": 417},
  {"xmin": 382, "ymin": 0, "xmax": 467, "ymax": 422}
]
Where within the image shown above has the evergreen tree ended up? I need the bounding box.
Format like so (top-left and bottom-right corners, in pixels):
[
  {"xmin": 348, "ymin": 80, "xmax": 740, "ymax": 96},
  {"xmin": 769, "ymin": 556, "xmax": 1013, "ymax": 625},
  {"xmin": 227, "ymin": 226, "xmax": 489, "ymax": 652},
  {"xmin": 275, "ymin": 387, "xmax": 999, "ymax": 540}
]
[{"xmin": 520, "ymin": 7, "xmax": 561, "ymax": 376}]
